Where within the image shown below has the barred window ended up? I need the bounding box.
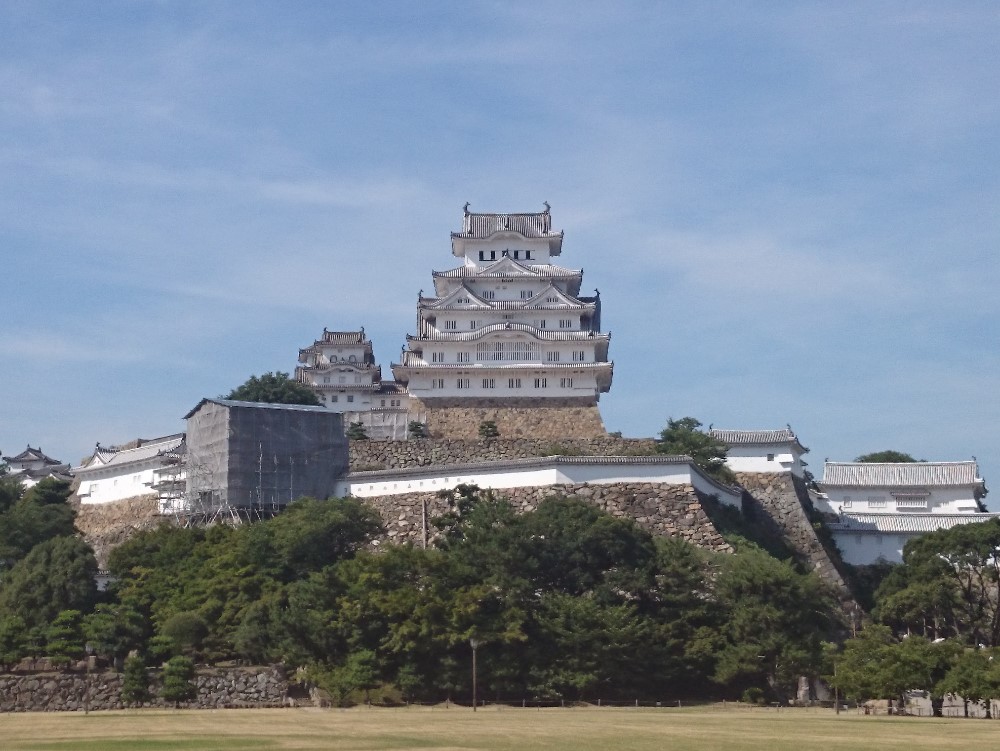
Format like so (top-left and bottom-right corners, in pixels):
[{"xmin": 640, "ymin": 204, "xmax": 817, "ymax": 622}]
[
  {"xmin": 482, "ymin": 378, "xmax": 495, "ymax": 389},
  {"xmin": 475, "ymin": 341, "xmax": 539, "ymax": 362}
]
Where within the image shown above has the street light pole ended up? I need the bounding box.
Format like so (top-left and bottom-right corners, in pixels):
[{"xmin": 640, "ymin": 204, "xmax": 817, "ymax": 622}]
[
  {"xmin": 84, "ymin": 642, "xmax": 93, "ymax": 715},
  {"xmin": 469, "ymin": 638, "xmax": 478, "ymax": 712}
]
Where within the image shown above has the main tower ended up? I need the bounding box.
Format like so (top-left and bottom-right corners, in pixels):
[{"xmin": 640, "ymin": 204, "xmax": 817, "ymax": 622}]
[{"xmin": 391, "ymin": 204, "xmax": 613, "ymax": 438}]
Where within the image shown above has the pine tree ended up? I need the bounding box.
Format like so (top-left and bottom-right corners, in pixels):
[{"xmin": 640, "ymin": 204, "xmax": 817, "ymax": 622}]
[
  {"xmin": 160, "ymin": 655, "xmax": 196, "ymax": 707},
  {"xmin": 121, "ymin": 655, "xmax": 151, "ymax": 706}
]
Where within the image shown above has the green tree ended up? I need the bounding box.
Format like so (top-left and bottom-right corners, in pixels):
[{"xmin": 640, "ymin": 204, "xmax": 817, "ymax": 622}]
[
  {"xmin": 159, "ymin": 611, "xmax": 208, "ymax": 658},
  {"xmin": 347, "ymin": 422, "xmax": 369, "ymax": 440},
  {"xmin": 478, "ymin": 420, "xmax": 499, "ymax": 439},
  {"xmin": 856, "ymin": 450, "xmax": 918, "ymax": 463},
  {"xmin": 0, "ymin": 536, "xmax": 98, "ymax": 630},
  {"xmin": 121, "ymin": 654, "xmax": 151, "ymax": 706},
  {"xmin": 46, "ymin": 609, "xmax": 84, "ymax": 666},
  {"xmin": 0, "ymin": 615, "xmax": 28, "ymax": 666},
  {"xmin": 656, "ymin": 417, "xmax": 735, "ymax": 484},
  {"xmin": 408, "ymin": 421, "xmax": 427, "ymax": 438},
  {"xmin": 0, "ymin": 478, "xmax": 77, "ymax": 570},
  {"xmin": 82, "ymin": 602, "xmax": 147, "ymax": 669},
  {"xmin": 223, "ymin": 371, "xmax": 321, "ymax": 406},
  {"xmin": 160, "ymin": 655, "xmax": 197, "ymax": 707},
  {"xmin": 937, "ymin": 648, "xmax": 998, "ymax": 718}
]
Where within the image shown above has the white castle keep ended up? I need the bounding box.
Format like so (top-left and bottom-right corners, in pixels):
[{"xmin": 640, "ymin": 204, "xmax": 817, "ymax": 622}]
[{"xmin": 295, "ymin": 204, "xmax": 613, "ymax": 438}]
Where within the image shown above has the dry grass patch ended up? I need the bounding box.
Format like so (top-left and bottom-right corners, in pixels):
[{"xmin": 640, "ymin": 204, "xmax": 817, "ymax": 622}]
[{"xmin": 1, "ymin": 706, "xmax": 999, "ymax": 751}]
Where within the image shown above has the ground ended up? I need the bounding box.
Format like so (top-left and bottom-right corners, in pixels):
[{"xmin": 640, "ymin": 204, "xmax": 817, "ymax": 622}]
[{"xmin": 2, "ymin": 706, "xmax": 998, "ymax": 751}]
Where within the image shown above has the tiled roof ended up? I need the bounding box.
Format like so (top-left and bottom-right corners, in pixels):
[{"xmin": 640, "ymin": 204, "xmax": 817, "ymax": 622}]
[
  {"xmin": 709, "ymin": 428, "xmax": 808, "ymax": 453},
  {"xmin": 432, "ymin": 262, "xmax": 581, "ymax": 280},
  {"xmin": 5, "ymin": 445, "xmax": 63, "ymax": 465},
  {"xmin": 77, "ymin": 434, "xmax": 185, "ymax": 472},
  {"xmin": 452, "ymin": 209, "xmax": 558, "ymax": 240},
  {"xmin": 410, "ymin": 322, "xmax": 610, "ymax": 342},
  {"xmin": 828, "ymin": 512, "xmax": 1000, "ymax": 534},
  {"xmin": 321, "ymin": 329, "xmax": 368, "ymax": 343},
  {"xmin": 376, "ymin": 381, "xmax": 408, "ymax": 395},
  {"xmin": 821, "ymin": 461, "xmax": 982, "ymax": 488}
]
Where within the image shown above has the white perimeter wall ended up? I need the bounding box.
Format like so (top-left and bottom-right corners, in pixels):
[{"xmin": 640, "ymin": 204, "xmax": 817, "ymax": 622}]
[
  {"xmin": 832, "ymin": 531, "xmax": 910, "ymax": 565},
  {"xmin": 816, "ymin": 486, "xmax": 980, "ymax": 515},
  {"xmin": 78, "ymin": 464, "xmax": 160, "ymax": 504},
  {"xmin": 724, "ymin": 444, "xmax": 805, "ymax": 477},
  {"xmin": 339, "ymin": 459, "xmax": 742, "ymax": 507}
]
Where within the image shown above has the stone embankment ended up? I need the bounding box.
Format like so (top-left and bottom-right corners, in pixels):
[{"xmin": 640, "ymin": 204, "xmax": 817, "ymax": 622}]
[
  {"xmin": 365, "ymin": 481, "xmax": 732, "ymax": 554},
  {"xmin": 409, "ymin": 397, "xmax": 609, "ymax": 439},
  {"xmin": 0, "ymin": 665, "xmax": 287, "ymax": 712},
  {"xmin": 350, "ymin": 436, "xmax": 658, "ymax": 471},
  {"xmin": 735, "ymin": 472, "xmax": 855, "ymax": 606},
  {"xmin": 71, "ymin": 494, "xmax": 166, "ymax": 567}
]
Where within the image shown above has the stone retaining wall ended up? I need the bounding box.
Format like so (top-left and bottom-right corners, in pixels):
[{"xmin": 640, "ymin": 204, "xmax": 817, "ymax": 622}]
[
  {"xmin": 350, "ymin": 437, "xmax": 658, "ymax": 471},
  {"xmin": 365, "ymin": 481, "xmax": 732, "ymax": 554},
  {"xmin": 735, "ymin": 472, "xmax": 855, "ymax": 606},
  {"xmin": 0, "ymin": 665, "xmax": 287, "ymax": 712},
  {"xmin": 409, "ymin": 397, "xmax": 608, "ymax": 439},
  {"xmin": 72, "ymin": 494, "xmax": 168, "ymax": 568}
]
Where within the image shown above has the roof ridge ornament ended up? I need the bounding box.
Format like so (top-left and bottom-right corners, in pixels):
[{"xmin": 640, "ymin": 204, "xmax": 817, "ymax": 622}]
[{"xmin": 543, "ymin": 201, "xmax": 550, "ymax": 213}]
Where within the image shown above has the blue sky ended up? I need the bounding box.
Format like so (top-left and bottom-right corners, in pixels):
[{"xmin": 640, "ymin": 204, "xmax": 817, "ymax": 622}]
[{"xmin": 2, "ymin": 2, "xmax": 998, "ymax": 502}]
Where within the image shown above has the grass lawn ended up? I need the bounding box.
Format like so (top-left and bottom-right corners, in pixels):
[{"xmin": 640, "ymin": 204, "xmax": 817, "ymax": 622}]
[{"xmin": 1, "ymin": 705, "xmax": 998, "ymax": 751}]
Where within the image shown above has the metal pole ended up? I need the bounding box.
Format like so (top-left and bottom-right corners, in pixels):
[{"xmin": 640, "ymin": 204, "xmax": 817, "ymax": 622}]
[{"xmin": 470, "ymin": 639, "xmax": 478, "ymax": 712}]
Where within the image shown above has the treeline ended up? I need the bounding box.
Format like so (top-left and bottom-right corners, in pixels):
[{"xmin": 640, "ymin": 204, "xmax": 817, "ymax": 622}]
[
  {"xmin": 0, "ymin": 476, "xmax": 842, "ymax": 704},
  {"xmin": 833, "ymin": 519, "xmax": 1000, "ymax": 715}
]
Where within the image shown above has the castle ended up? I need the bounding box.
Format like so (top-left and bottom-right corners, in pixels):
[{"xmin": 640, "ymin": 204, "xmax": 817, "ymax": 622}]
[
  {"xmin": 64, "ymin": 205, "xmax": 993, "ymax": 578},
  {"xmin": 295, "ymin": 204, "xmax": 612, "ymax": 439}
]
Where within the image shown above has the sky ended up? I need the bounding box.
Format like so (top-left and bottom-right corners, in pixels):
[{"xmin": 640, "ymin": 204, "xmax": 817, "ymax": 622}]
[{"xmin": 1, "ymin": 2, "xmax": 998, "ymax": 503}]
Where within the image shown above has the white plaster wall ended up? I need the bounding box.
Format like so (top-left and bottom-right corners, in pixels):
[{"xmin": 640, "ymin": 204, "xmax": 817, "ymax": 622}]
[
  {"xmin": 817, "ymin": 486, "xmax": 981, "ymax": 515},
  {"xmin": 724, "ymin": 445, "xmax": 805, "ymax": 477},
  {"xmin": 79, "ymin": 464, "xmax": 158, "ymax": 504},
  {"xmin": 341, "ymin": 459, "xmax": 742, "ymax": 507},
  {"xmin": 832, "ymin": 531, "xmax": 908, "ymax": 565},
  {"xmin": 408, "ymin": 368, "xmax": 599, "ymax": 399}
]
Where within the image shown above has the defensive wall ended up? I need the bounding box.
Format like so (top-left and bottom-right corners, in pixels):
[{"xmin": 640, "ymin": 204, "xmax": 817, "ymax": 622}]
[
  {"xmin": 0, "ymin": 664, "xmax": 287, "ymax": 712},
  {"xmin": 408, "ymin": 397, "xmax": 608, "ymax": 439},
  {"xmin": 364, "ymin": 481, "xmax": 733, "ymax": 554}
]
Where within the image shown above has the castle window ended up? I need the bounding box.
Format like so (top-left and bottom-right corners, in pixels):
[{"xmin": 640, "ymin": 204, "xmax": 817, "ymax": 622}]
[
  {"xmin": 431, "ymin": 352, "xmax": 445, "ymax": 363},
  {"xmin": 572, "ymin": 351, "xmax": 585, "ymax": 362},
  {"xmin": 444, "ymin": 320, "xmax": 457, "ymax": 330},
  {"xmin": 432, "ymin": 378, "xmax": 445, "ymax": 389},
  {"xmin": 381, "ymin": 399, "xmax": 386, "ymax": 407},
  {"xmin": 767, "ymin": 453, "xmax": 775, "ymax": 461},
  {"xmin": 391, "ymin": 399, "xmax": 400, "ymax": 407},
  {"xmin": 546, "ymin": 296, "xmax": 557, "ymax": 303},
  {"xmin": 457, "ymin": 378, "xmax": 470, "ymax": 389},
  {"xmin": 513, "ymin": 251, "xmax": 520, "ymax": 259},
  {"xmin": 560, "ymin": 377, "xmax": 573, "ymax": 388},
  {"xmin": 559, "ymin": 319, "xmax": 573, "ymax": 328},
  {"xmin": 482, "ymin": 378, "xmax": 495, "ymax": 389},
  {"xmin": 482, "ymin": 290, "xmax": 495, "ymax": 300},
  {"xmin": 338, "ymin": 376, "xmax": 346, "ymax": 383},
  {"xmin": 323, "ymin": 376, "xmax": 330, "ymax": 383},
  {"xmin": 490, "ymin": 251, "xmax": 496, "ymax": 260},
  {"xmin": 457, "ymin": 351, "xmax": 469, "ymax": 363},
  {"xmin": 521, "ymin": 290, "xmax": 532, "ymax": 299},
  {"xmin": 534, "ymin": 377, "xmax": 547, "ymax": 388},
  {"xmin": 508, "ymin": 378, "xmax": 521, "ymax": 388},
  {"xmin": 470, "ymin": 320, "xmax": 478, "ymax": 329},
  {"xmin": 546, "ymin": 351, "xmax": 560, "ymax": 362},
  {"xmin": 525, "ymin": 251, "xmax": 532, "ymax": 260},
  {"xmin": 347, "ymin": 395, "xmax": 354, "ymax": 403},
  {"xmin": 331, "ymin": 395, "xmax": 338, "ymax": 402},
  {"xmin": 478, "ymin": 251, "xmax": 485, "ymax": 261},
  {"xmin": 536, "ymin": 319, "xmax": 547, "ymax": 329}
]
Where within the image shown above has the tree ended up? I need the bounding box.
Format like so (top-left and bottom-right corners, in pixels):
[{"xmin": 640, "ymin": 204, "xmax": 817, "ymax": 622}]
[
  {"xmin": 478, "ymin": 420, "xmax": 499, "ymax": 439},
  {"xmin": 0, "ymin": 477, "xmax": 77, "ymax": 569},
  {"xmin": 121, "ymin": 655, "xmax": 151, "ymax": 706},
  {"xmin": 160, "ymin": 655, "xmax": 197, "ymax": 707},
  {"xmin": 656, "ymin": 417, "xmax": 735, "ymax": 484},
  {"xmin": 159, "ymin": 611, "xmax": 208, "ymax": 658},
  {"xmin": 0, "ymin": 536, "xmax": 98, "ymax": 630},
  {"xmin": 347, "ymin": 422, "xmax": 369, "ymax": 440},
  {"xmin": 223, "ymin": 372, "xmax": 321, "ymax": 406},
  {"xmin": 408, "ymin": 421, "xmax": 427, "ymax": 439},
  {"xmin": 46, "ymin": 609, "xmax": 84, "ymax": 666},
  {"xmin": 856, "ymin": 450, "xmax": 918, "ymax": 463}
]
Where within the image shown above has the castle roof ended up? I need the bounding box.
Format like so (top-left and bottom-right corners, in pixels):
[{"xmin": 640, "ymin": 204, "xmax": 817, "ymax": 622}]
[
  {"xmin": 183, "ymin": 398, "xmax": 334, "ymax": 420},
  {"xmin": 320, "ymin": 329, "xmax": 369, "ymax": 344},
  {"xmin": 821, "ymin": 461, "xmax": 983, "ymax": 488},
  {"xmin": 4, "ymin": 445, "xmax": 63, "ymax": 466},
  {"xmin": 76, "ymin": 433, "xmax": 185, "ymax": 473},
  {"xmin": 828, "ymin": 512, "xmax": 1000, "ymax": 535},
  {"xmin": 433, "ymin": 258, "xmax": 581, "ymax": 280},
  {"xmin": 409, "ymin": 322, "xmax": 610, "ymax": 344},
  {"xmin": 450, "ymin": 207, "xmax": 564, "ymax": 256},
  {"xmin": 709, "ymin": 428, "xmax": 808, "ymax": 453}
]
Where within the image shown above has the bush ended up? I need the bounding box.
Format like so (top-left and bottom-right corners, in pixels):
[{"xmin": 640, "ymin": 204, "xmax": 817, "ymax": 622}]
[
  {"xmin": 160, "ymin": 655, "xmax": 196, "ymax": 707},
  {"xmin": 478, "ymin": 420, "xmax": 499, "ymax": 439},
  {"xmin": 121, "ymin": 655, "xmax": 151, "ymax": 706},
  {"xmin": 347, "ymin": 422, "xmax": 369, "ymax": 440}
]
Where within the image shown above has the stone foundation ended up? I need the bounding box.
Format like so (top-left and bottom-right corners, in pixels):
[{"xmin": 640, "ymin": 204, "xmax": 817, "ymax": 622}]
[
  {"xmin": 364, "ymin": 481, "xmax": 732, "ymax": 554},
  {"xmin": 735, "ymin": 472, "xmax": 856, "ymax": 607},
  {"xmin": 0, "ymin": 665, "xmax": 288, "ymax": 712},
  {"xmin": 349, "ymin": 436, "xmax": 658, "ymax": 471},
  {"xmin": 410, "ymin": 397, "xmax": 607, "ymax": 439},
  {"xmin": 72, "ymin": 494, "xmax": 169, "ymax": 568}
]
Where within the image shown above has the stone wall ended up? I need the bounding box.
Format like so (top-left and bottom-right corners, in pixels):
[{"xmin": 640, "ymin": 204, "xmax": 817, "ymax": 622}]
[
  {"xmin": 0, "ymin": 665, "xmax": 287, "ymax": 712},
  {"xmin": 350, "ymin": 436, "xmax": 658, "ymax": 471},
  {"xmin": 409, "ymin": 397, "xmax": 608, "ymax": 439},
  {"xmin": 72, "ymin": 494, "xmax": 169, "ymax": 568},
  {"xmin": 735, "ymin": 472, "xmax": 855, "ymax": 606},
  {"xmin": 364, "ymin": 481, "xmax": 732, "ymax": 554}
]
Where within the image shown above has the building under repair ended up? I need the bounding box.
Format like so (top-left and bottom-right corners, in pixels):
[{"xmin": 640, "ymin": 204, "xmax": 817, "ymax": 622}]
[{"xmin": 182, "ymin": 398, "xmax": 348, "ymax": 521}]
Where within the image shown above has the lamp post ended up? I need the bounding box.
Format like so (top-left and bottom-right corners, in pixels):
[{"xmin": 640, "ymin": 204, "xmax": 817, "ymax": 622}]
[
  {"xmin": 84, "ymin": 642, "xmax": 93, "ymax": 715},
  {"xmin": 469, "ymin": 638, "xmax": 479, "ymax": 712}
]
